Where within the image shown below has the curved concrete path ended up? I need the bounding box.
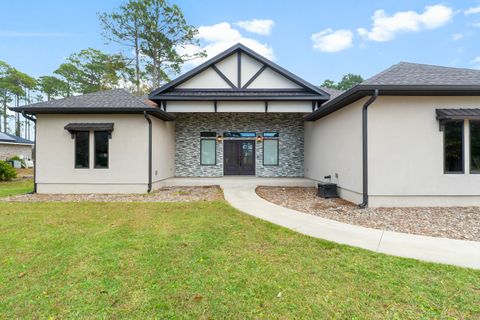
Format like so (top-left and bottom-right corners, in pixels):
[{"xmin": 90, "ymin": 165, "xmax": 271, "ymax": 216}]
[{"xmin": 222, "ymin": 185, "xmax": 480, "ymax": 270}]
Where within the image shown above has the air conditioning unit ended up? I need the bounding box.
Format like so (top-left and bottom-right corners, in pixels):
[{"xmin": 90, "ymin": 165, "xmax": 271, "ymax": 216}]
[{"xmin": 317, "ymin": 182, "xmax": 338, "ymax": 199}]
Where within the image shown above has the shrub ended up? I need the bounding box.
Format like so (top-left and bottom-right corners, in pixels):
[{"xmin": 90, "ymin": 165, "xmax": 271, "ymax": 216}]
[
  {"xmin": 0, "ymin": 160, "xmax": 17, "ymax": 181},
  {"xmin": 7, "ymin": 155, "xmax": 25, "ymax": 168},
  {"xmin": 7, "ymin": 155, "xmax": 22, "ymax": 162}
]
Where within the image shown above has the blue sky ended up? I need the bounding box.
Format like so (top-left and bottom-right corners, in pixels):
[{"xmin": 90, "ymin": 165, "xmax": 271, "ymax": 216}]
[{"xmin": 1, "ymin": 0, "xmax": 480, "ymax": 85}]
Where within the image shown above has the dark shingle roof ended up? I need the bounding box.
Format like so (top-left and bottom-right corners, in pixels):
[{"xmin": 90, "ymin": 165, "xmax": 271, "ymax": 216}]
[
  {"xmin": 9, "ymin": 89, "xmax": 175, "ymax": 121},
  {"xmin": 363, "ymin": 62, "xmax": 480, "ymax": 86},
  {"xmin": 306, "ymin": 62, "xmax": 480, "ymax": 121},
  {"xmin": 14, "ymin": 89, "xmax": 152, "ymax": 110},
  {"xmin": 319, "ymin": 87, "xmax": 344, "ymax": 101},
  {"xmin": 0, "ymin": 132, "xmax": 33, "ymax": 145}
]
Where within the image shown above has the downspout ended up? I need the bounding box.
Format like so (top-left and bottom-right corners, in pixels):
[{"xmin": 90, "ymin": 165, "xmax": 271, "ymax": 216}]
[
  {"xmin": 21, "ymin": 111, "xmax": 37, "ymax": 193},
  {"xmin": 143, "ymin": 111, "xmax": 152, "ymax": 193},
  {"xmin": 358, "ymin": 89, "xmax": 379, "ymax": 209}
]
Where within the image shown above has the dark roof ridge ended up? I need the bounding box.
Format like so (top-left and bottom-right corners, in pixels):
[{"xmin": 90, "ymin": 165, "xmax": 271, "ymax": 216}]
[
  {"xmin": 395, "ymin": 61, "xmax": 480, "ymax": 72},
  {"xmin": 362, "ymin": 62, "xmax": 404, "ymax": 85}
]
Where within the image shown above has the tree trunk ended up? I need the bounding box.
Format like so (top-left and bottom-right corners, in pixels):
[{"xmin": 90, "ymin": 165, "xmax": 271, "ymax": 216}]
[
  {"xmin": 0, "ymin": 100, "xmax": 3, "ymax": 133},
  {"xmin": 153, "ymin": 56, "xmax": 159, "ymax": 88},
  {"xmin": 1, "ymin": 93, "xmax": 7, "ymax": 133},
  {"xmin": 15, "ymin": 95, "xmax": 20, "ymax": 136},
  {"xmin": 134, "ymin": 19, "xmax": 140, "ymax": 95}
]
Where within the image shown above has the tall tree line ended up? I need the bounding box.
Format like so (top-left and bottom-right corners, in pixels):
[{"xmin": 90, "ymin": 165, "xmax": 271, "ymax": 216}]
[{"xmin": 0, "ymin": 0, "xmax": 204, "ymax": 137}]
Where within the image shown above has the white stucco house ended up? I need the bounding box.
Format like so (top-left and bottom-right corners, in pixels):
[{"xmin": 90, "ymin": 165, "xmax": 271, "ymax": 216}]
[
  {"xmin": 11, "ymin": 43, "xmax": 480, "ymax": 207},
  {"xmin": 0, "ymin": 132, "xmax": 34, "ymax": 161}
]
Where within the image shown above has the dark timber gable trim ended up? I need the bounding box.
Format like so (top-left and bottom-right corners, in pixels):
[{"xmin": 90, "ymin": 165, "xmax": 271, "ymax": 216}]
[
  {"xmin": 212, "ymin": 65, "xmax": 237, "ymax": 88},
  {"xmin": 237, "ymin": 52, "xmax": 242, "ymax": 88},
  {"xmin": 149, "ymin": 43, "xmax": 330, "ymax": 101},
  {"xmin": 242, "ymin": 65, "xmax": 267, "ymax": 89}
]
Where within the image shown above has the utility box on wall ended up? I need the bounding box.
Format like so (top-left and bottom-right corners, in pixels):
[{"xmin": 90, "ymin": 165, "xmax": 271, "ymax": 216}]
[{"xmin": 317, "ymin": 182, "xmax": 338, "ymax": 198}]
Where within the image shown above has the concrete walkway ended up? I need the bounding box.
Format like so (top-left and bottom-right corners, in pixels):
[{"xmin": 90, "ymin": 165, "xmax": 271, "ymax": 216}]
[
  {"xmin": 160, "ymin": 177, "xmax": 480, "ymax": 269},
  {"xmin": 220, "ymin": 184, "xmax": 480, "ymax": 270}
]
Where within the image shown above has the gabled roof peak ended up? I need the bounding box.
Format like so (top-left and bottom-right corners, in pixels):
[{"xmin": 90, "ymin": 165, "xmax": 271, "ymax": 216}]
[{"xmin": 149, "ymin": 42, "xmax": 329, "ymax": 100}]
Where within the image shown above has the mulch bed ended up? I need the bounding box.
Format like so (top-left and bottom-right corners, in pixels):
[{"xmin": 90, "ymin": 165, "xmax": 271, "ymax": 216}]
[
  {"xmin": 1, "ymin": 186, "xmax": 224, "ymax": 203},
  {"xmin": 256, "ymin": 186, "xmax": 480, "ymax": 242}
]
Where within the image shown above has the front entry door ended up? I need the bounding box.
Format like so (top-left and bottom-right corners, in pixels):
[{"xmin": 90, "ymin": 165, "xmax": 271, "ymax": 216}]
[{"xmin": 224, "ymin": 140, "xmax": 255, "ymax": 175}]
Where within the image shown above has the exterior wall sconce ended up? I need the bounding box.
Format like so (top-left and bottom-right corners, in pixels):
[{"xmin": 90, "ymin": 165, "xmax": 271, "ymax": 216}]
[
  {"xmin": 216, "ymin": 135, "xmax": 223, "ymax": 143},
  {"xmin": 256, "ymin": 135, "xmax": 263, "ymax": 143}
]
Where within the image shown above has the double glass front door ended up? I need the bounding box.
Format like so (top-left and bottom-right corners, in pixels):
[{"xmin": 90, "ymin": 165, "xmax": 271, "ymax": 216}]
[{"xmin": 224, "ymin": 140, "xmax": 255, "ymax": 175}]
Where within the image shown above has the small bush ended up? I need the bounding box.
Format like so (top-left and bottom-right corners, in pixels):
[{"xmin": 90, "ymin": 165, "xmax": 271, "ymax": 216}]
[
  {"xmin": 0, "ymin": 160, "xmax": 17, "ymax": 181},
  {"xmin": 7, "ymin": 155, "xmax": 22, "ymax": 162},
  {"xmin": 7, "ymin": 155, "xmax": 25, "ymax": 168}
]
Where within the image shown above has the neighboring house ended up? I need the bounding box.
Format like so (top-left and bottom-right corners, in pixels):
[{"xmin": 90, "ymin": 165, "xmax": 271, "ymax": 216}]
[
  {"xmin": 10, "ymin": 43, "xmax": 480, "ymax": 207},
  {"xmin": 0, "ymin": 132, "xmax": 34, "ymax": 161}
]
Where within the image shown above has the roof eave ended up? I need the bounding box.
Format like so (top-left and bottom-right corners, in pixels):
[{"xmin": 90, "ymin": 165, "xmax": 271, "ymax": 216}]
[
  {"xmin": 150, "ymin": 95, "xmax": 328, "ymax": 101},
  {"xmin": 0, "ymin": 141, "xmax": 34, "ymax": 146},
  {"xmin": 10, "ymin": 107, "xmax": 176, "ymax": 121},
  {"xmin": 305, "ymin": 85, "xmax": 480, "ymax": 121}
]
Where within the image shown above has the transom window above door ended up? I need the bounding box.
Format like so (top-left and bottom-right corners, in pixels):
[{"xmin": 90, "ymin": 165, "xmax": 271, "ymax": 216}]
[{"xmin": 223, "ymin": 132, "xmax": 256, "ymax": 138}]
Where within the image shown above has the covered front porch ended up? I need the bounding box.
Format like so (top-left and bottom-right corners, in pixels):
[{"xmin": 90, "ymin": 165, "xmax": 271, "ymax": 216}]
[{"xmin": 173, "ymin": 112, "xmax": 306, "ymax": 178}]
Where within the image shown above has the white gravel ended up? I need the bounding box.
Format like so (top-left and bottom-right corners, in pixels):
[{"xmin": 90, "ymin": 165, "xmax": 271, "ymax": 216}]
[
  {"xmin": 1, "ymin": 186, "xmax": 224, "ymax": 203},
  {"xmin": 256, "ymin": 186, "xmax": 480, "ymax": 242}
]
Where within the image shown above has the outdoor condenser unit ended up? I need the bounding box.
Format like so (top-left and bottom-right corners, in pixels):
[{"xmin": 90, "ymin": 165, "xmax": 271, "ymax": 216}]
[{"xmin": 317, "ymin": 176, "xmax": 338, "ymax": 198}]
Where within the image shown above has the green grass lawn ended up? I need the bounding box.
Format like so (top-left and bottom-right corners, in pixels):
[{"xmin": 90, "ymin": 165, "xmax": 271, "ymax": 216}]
[
  {"xmin": 0, "ymin": 178, "xmax": 33, "ymax": 197},
  {"xmin": 0, "ymin": 201, "xmax": 479, "ymax": 319}
]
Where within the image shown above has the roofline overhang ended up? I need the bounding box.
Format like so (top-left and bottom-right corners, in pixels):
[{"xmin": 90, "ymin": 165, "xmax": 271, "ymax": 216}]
[
  {"xmin": 9, "ymin": 107, "xmax": 176, "ymax": 121},
  {"xmin": 150, "ymin": 95, "xmax": 328, "ymax": 101},
  {"xmin": 305, "ymin": 84, "xmax": 480, "ymax": 121},
  {"xmin": 0, "ymin": 141, "xmax": 34, "ymax": 146}
]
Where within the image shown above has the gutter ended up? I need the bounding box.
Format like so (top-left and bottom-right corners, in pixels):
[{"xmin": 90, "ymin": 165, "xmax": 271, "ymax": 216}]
[
  {"xmin": 358, "ymin": 89, "xmax": 379, "ymax": 209},
  {"xmin": 21, "ymin": 111, "xmax": 37, "ymax": 193},
  {"xmin": 143, "ymin": 111, "xmax": 153, "ymax": 193}
]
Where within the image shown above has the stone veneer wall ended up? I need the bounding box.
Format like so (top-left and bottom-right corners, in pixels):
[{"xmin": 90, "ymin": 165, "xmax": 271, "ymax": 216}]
[{"xmin": 175, "ymin": 113, "xmax": 304, "ymax": 177}]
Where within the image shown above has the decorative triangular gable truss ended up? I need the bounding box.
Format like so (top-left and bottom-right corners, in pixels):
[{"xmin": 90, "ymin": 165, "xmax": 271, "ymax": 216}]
[{"xmin": 149, "ymin": 43, "xmax": 330, "ymax": 102}]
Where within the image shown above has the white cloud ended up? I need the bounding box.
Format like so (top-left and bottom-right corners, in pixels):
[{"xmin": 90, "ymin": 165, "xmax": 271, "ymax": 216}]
[
  {"xmin": 469, "ymin": 20, "xmax": 480, "ymax": 27},
  {"xmin": 177, "ymin": 22, "xmax": 274, "ymax": 69},
  {"xmin": 472, "ymin": 56, "xmax": 480, "ymax": 64},
  {"xmin": 311, "ymin": 28, "xmax": 353, "ymax": 53},
  {"xmin": 471, "ymin": 56, "xmax": 480, "ymax": 69},
  {"xmin": 358, "ymin": 4, "xmax": 453, "ymax": 42},
  {"xmin": 196, "ymin": 22, "xmax": 243, "ymax": 42},
  {"xmin": 465, "ymin": 6, "xmax": 480, "ymax": 15},
  {"xmin": 452, "ymin": 33, "xmax": 464, "ymax": 40},
  {"xmin": 235, "ymin": 19, "xmax": 275, "ymax": 35}
]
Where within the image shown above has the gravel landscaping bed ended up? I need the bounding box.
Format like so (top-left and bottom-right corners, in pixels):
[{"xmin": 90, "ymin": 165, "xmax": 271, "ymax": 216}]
[
  {"xmin": 256, "ymin": 186, "xmax": 480, "ymax": 242},
  {"xmin": 1, "ymin": 186, "xmax": 223, "ymax": 202}
]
